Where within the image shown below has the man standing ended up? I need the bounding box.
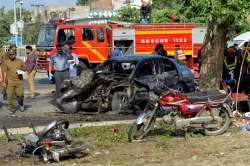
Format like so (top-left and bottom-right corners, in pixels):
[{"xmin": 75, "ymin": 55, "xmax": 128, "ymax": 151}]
[
  {"xmin": 111, "ymin": 43, "xmax": 123, "ymax": 58},
  {"xmin": 153, "ymin": 43, "xmax": 168, "ymax": 57},
  {"xmin": 63, "ymin": 43, "xmax": 79, "ymax": 78},
  {"xmin": 1, "ymin": 44, "xmax": 17, "ymax": 100},
  {"xmin": 25, "ymin": 46, "xmax": 37, "ymax": 99},
  {"xmin": 49, "ymin": 44, "xmax": 69, "ymax": 93},
  {"xmin": 3, "ymin": 49, "xmax": 26, "ymax": 115},
  {"xmin": 175, "ymin": 45, "xmax": 186, "ymax": 64}
]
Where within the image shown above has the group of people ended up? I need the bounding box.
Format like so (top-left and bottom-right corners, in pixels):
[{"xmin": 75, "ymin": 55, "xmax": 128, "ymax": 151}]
[
  {"xmin": 153, "ymin": 43, "xmax": 187, "ymax": 64},
  {"xmin": 0, "ymin": 42, "xmax": 79, "ymax": 115},
  {"xmin": 111, "ymin": 43, "xmax": 187, "ymax": 64},
  {"xmin": 223, "ymin": 42, "xmax": 250, "ymax": 93},
  {"xmin": 0, "ymin": 44, "xmax": 37, "ymax": 115}
]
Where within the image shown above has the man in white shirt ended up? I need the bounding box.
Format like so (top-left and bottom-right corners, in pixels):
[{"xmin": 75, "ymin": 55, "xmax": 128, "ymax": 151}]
[{"xmin": 63, "ymin": 43, "xmax": 79, "ymax": 78}]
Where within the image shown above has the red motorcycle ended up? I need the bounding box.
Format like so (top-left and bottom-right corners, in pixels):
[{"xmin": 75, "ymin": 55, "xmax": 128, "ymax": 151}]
[{"xmin": 128, "ymin": 87, "xmax": 232, "ymax": 141}]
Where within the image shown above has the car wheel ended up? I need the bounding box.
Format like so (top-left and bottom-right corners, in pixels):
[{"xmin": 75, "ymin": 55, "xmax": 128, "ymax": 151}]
[
  {"xmin": 176, "ymin": 83, "xmax": 187, "ymax": 93},
  {"xmin": 111, "ymin": 92, "xmax": 130, "ymax": 114}
]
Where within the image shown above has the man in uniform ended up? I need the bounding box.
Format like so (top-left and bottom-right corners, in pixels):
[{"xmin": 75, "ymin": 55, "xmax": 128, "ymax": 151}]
[
  {"xmin": 3, "ymin": 49, "xmax": 26, "ymax": 115},
  {"xmin": 1, "ymin": 44, "xmax": 17, "ymax": 100}
]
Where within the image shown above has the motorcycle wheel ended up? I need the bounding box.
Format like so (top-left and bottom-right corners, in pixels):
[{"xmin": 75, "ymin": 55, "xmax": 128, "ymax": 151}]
[
  {"xmin": 128, "ymin": 111, "xmax": 155, "ymax": 142},
  {"xmin": 200, "ymin": 106, "xmax": 231, "ymax": 136}
]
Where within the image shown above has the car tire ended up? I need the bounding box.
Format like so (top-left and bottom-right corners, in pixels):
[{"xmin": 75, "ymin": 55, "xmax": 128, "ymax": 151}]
[{"xmin": 176, "ymin": 83, "xmax": 187, "ymax": 93}]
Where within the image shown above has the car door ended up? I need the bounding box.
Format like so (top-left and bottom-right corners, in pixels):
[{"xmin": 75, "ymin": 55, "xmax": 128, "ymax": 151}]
[
  {"xmin": 134, "ymin": 59, "xmax": 158, "ymax": 90},
  {"xmin": 158, "ymin": 58, "xmax": 179, "ymax": 87}
]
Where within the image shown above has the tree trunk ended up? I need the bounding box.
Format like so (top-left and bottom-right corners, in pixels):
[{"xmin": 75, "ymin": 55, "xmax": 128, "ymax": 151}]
[{"xmin": 199, "ymin": 22, "xmax": 228, "ymax": 90}]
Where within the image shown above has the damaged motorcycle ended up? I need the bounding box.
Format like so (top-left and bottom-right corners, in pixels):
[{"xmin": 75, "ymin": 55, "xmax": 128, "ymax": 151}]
[
  {"xmin": 3, "ymin": 120, "xmax": 88, "ymax": 162},
  {"xmin": 128, "ymin": 85, "xmax": 232, "ymax": 141}
]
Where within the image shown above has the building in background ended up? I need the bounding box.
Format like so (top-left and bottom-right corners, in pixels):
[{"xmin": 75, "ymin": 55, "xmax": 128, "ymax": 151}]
[
  {"xmin": 30, "ymin": 0, "xmax": 150, "ymax": 24},
  {"xmin": 31, "ymin": 5, "xmax": 89, "ymax": 23},
  {"xmin": 112, "ymin": 0, "xmax": 142, "ymax": 10},
  {"xmin": 89, "ymin": 0, "xmax": 143, "ymax": 11}
]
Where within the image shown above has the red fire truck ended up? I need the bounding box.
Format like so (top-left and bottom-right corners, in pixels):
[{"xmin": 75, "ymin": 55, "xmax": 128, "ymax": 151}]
[{"xmin": 36, "ymin": 20, "xmax": 205, "ymax": 75}]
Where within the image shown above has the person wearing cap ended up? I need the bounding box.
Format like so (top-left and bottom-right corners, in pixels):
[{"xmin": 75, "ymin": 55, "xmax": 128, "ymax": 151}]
[{"xmin": 2, "ymin": 49, "xmax": 26, "ymax": 115}]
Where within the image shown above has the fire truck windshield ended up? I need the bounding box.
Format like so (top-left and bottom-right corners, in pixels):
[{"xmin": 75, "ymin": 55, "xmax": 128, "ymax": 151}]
[{"xmin": 37, "ymin": 26, "xmax": 56, "ymax": 47}]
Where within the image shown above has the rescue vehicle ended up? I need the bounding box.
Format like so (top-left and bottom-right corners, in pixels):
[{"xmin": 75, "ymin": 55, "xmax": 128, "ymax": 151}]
[{"xmin": 36, "ymin": 20, "xmax": 206, "ymax": 76}]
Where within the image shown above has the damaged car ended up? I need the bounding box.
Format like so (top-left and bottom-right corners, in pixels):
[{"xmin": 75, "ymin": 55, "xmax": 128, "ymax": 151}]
[{"xmin": 55, "ymin": 55, "xmax": 195, "ymax": 114}]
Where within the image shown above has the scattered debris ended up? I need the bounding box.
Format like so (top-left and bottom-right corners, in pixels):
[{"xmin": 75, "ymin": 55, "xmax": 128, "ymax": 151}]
[{"xmin": 3, "ymin": 120, "xmax": 88, "ymax": 162}]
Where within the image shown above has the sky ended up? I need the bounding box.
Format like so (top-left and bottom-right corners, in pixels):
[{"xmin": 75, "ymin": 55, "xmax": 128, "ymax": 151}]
[{"xmin": 0, "ymin": 0, "xmax": 77, "ymax": 11}]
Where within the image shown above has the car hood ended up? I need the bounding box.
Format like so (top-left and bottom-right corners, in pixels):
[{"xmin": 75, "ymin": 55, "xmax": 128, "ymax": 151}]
[{"xmin": 96, "ymin": 72, "xmax": 131, "ymax": 81}]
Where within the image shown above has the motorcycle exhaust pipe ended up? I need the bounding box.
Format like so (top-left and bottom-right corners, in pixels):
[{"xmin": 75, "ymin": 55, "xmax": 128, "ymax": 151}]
[
  {"xmin": 50, "ymin": 144, "xmax": 88, "ymax": 162},
  {"xmin": 175, "ymin": 116, "xmax": 222, "ymax": 129}
]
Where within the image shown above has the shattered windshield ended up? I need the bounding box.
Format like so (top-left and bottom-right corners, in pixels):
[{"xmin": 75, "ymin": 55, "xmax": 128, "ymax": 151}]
[
  {"xmin": 98, "ymin": 60, "xmax": 138, "ymax": 75},
  {"xmin": 37, "ymin": 26, "xmax": 56, "ymax": 47}
]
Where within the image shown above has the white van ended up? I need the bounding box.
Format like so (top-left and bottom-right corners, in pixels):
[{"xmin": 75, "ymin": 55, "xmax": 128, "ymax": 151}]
[{"xmin": 228, "ymin": 31, "xmax": 250, "ymax": 48}]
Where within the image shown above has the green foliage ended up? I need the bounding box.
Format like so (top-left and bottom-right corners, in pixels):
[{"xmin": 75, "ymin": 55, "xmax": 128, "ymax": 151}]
[
  {"xmin": 23, "ymin": 22, "xmax": 45, "ymax": 45},
  {"xmin": 70, "ymin": 125, "xmax": 129, "ymax": 149},
  {"xmin": 0, "ymin": 8, "xmax": 32, "ymax": 45},
  {"xmin": 76, "ymin": 0, "xmax": 89, "ymax": 6},
  {"xmin": 151, "ymin": 8, "xmax": 170, "ymax": 23},
  {"xmin": 115, "ymin": 0, "xmax": 250, "ymax": 33},
  {"xmin": 180, "ymin": 0, "xmax": 250, "ymax": 33},
  {"xmin": 152, "ymin": 0, "xmax": 171, "ymax": 9},
  {"xmin": 112, "ymin": 5, "xmax": 140, "ymax": 23}
]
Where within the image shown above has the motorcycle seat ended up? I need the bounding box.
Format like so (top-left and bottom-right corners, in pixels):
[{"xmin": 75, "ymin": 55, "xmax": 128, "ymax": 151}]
[{"xmin": 186, "ymin": 90, "xmax": 227, "ymax": 103}]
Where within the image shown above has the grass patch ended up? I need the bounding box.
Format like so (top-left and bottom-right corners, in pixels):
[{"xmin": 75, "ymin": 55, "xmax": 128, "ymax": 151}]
[
  {"xmin": 106, "ymin": 159, "xmax": 130, "ymax": 166},
  {"xmin": 70, "ymin": 124, "xmax": 130, "ymax": 149}
]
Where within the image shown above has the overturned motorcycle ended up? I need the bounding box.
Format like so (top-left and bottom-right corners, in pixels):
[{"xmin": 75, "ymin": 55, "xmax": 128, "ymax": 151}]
[
  {"xmin": 3, "ymin": 120, "xmax": 88, "ymax": 162},
  {"xmin": 128, "ymin": 87, "xmax": 233, "ymax": 141}
]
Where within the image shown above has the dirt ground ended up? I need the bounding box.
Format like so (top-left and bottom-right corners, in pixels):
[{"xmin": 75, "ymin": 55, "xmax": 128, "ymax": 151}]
[{"xmin": 0, "ymin": 125, "xmax": 250, "ymax": 166}]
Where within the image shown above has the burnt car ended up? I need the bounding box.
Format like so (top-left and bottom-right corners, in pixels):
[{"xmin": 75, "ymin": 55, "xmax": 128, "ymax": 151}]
[{"xmin": 55, "ymin": 55, "xmax": 195, "ymax": 114}]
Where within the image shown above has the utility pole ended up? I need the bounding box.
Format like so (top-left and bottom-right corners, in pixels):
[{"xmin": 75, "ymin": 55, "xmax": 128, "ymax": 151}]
[
  {"xmin": 13, "ymin": 0, "xmax": 17, "ymax": 46},
  {"xmin": 12, "ymin": 0, "xmax": 24, "ymax": 47},
  {"xmin": 19, "ymin": 0, "xmax": 23, "ymax": 47}
]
